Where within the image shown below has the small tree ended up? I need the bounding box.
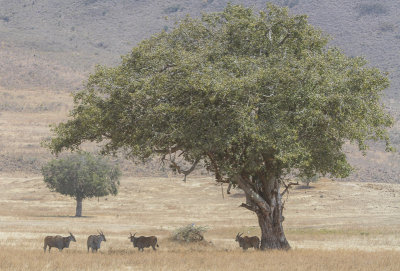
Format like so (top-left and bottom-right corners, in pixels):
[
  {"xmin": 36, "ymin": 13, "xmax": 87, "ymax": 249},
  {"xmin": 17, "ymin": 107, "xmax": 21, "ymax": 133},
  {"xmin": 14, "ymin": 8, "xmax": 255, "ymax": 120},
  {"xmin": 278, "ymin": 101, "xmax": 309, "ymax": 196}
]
[
  {"xmin": 41, "ymin": 152, "xmax": 121, "ymax": 217},
  {"xmin": 299, "ymin": 173, "xmax": 320, "ymax": 188}
]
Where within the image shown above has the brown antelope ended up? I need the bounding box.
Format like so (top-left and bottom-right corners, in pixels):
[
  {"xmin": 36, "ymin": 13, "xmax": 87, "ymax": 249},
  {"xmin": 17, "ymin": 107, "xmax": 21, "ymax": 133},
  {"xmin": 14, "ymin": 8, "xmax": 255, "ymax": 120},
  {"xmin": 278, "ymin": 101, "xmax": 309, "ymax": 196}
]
[
  {"xmin": 87, "ymin": 230, "xmax": 106, "ymax": 252},
  {"xmin": 129, "ymin": 232, "xmax": 159, "ymax": 251},
  {"xmin": 235, "ymin": 232, "xmax": 260, "ymax": 250},
  {"xmin": 43, "ymin": 232, "xmax": 76, "ymax": 253}
]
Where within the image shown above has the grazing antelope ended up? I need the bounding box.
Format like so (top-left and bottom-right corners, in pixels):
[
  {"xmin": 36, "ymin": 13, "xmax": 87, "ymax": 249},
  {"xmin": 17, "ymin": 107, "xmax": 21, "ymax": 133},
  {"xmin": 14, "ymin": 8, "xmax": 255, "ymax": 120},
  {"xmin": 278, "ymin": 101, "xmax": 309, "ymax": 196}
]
[
  {"xmin": 43, "ymin": 232, "xmax": 76, "ymax": 253},
  {"xmin": 87, "ymin": 230, "xmax": 106, "ymax": 252},
  {"xmin": 129, "ymin": 232, "xmax": 159, "ymax": 251},
  {"xmin": 235, "ymin": 232, "xmax": 260, "ymax": 250}
]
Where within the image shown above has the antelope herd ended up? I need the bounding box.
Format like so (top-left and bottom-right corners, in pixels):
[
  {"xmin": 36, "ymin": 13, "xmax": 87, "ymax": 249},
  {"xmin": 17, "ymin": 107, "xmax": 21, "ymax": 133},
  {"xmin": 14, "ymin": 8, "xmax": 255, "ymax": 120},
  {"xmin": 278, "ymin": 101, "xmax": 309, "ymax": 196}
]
[{"xmin": 43, "ymin": 231, "xmax": 260, "ymax": 252}]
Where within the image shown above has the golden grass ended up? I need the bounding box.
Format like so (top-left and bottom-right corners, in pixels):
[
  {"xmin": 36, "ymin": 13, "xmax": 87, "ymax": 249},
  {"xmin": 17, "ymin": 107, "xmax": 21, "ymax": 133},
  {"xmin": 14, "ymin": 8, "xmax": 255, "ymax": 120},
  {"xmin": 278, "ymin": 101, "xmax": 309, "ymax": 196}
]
[
  {"xmin": 0, "ymin": 176, "xmax": 400, "ymax": 270},
  {"xmin": 1, "ymin": 247, "xmax": 400, "ymax": 271}
]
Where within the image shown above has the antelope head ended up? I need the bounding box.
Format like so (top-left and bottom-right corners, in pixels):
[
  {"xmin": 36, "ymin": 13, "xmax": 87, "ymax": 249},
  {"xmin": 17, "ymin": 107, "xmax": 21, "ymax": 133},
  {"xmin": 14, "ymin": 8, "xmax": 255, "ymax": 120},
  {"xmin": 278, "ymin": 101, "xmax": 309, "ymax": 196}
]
[
  {"xmin": 98, "ymin": 230, "xmax": 106, "ymax": 242},
  {"xmin": 69, "ymin": 232, "xmax": 76, "ymax": 242}
]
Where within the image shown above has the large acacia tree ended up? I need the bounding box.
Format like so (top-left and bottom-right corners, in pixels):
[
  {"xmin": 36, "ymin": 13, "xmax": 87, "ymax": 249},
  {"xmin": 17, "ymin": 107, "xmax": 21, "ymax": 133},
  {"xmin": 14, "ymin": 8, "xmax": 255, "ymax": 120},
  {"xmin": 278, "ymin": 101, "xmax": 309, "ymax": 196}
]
[{"xmin": 46, "ymin": 4, "xmax": 393, "ymax": 249}]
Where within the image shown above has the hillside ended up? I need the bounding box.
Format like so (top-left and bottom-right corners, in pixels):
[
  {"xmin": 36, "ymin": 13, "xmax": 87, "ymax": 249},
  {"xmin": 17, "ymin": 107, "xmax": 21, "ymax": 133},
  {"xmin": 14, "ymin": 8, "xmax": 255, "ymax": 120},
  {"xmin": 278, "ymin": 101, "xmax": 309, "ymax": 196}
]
[
  {"xmin": 2, "ymin": 1, "xmax": 400, "ymax": 95},
  {"xmin": 1, "ymin": 0, "xmax": 400, "ymax": 181}
]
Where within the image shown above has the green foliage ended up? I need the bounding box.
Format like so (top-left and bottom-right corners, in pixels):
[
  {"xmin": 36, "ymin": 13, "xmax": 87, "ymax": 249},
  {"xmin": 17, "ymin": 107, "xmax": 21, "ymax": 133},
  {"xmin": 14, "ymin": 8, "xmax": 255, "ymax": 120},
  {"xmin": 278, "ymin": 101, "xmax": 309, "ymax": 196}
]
[
  {"xmin": 46, "ymin": 3, "xmax": 392, "ymax": 181},
  {"xmin": 41, "ymin": 152, "xmax": 121, "ymax": 200},
  {"xmin": 299, "ymin": 173, "xmax": 319, "ymax": 187},
  {"xmin": 172, "ymin": 224, "xmax": 208, "ymax": 242}
]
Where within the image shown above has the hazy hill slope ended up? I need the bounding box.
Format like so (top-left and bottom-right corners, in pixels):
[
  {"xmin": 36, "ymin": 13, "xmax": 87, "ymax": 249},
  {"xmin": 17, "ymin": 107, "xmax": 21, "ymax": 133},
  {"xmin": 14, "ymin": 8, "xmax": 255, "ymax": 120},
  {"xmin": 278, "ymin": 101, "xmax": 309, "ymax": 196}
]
[
  {"xmin": 1, "ymin": 0, "xmax": 400, "ymax": 181},
  {"xmin": 1, "ymin": 0, "xmax": 399, "ymax": 97}
]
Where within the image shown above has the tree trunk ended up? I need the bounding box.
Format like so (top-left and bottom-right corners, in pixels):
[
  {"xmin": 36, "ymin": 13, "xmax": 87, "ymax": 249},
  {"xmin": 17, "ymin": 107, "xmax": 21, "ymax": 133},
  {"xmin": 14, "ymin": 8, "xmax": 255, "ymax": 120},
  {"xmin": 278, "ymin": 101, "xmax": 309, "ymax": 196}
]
[
  {"xmin": 257, "ymin": 191, "xmax": 290, "ymax": 250},
  {"xmin": 75, "ymin": 197, "xmax": 83, "ymax": 217},
  {"xmin": 234, "ymin": 173, "xmax": 290, "ymax": 250}
]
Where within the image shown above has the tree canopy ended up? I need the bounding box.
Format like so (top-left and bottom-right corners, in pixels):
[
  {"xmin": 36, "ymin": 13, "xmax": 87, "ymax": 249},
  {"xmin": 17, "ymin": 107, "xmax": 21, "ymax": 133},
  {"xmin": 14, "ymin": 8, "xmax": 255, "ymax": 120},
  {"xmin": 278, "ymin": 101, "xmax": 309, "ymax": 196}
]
[
  {"xmin": 42, "ymin": 152, "xmax": 121, "ymax": 216},
  {"xmin": 46, "ymin": 4, "xmax": 392, "ymax": 248}
]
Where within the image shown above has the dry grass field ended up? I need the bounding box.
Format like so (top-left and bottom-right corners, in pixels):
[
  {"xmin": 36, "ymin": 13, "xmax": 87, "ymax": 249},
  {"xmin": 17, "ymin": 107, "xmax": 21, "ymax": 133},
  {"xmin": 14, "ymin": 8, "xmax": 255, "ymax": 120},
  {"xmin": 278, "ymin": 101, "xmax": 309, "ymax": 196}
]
[
  {"xmin": 0, "ymin": 175, "xmax": 399, "ymax": 270},
  {"xmin": 0, "ymin": 88, "xmax": 72, "ymax": 173},
  {"xmin": 1, "ymin": 1, "xmax": 400, "ymax": 269}
]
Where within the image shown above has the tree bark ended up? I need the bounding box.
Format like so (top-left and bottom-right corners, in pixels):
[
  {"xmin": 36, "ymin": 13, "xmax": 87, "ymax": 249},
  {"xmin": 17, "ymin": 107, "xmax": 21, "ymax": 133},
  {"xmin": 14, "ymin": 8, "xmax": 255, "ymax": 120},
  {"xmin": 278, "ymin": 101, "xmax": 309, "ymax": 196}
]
[
  {"xmin": 75, "ymin": 197, "xmax": 83, "ymax": 217},
  {"xmin": 235, "ymin": 174, "xmax": 290, "ymax": 250},
  {"xmin": 257, "ymin": 183, "xmax": 290, "ymax": 250},
  {"xmin": 257, "ymin": 213, "xmax": 290, "ymax": 250}
]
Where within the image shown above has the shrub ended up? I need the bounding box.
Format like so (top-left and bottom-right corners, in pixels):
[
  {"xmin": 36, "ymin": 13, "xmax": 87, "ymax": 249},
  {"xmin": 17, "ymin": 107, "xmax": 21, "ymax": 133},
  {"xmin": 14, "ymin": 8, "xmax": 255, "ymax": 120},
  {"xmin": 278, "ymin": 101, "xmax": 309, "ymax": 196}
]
[
  {"xmin": 172, "ymin": 224, "xmax": 208, "ymax": 242},
  {"xmin": 164, "ymin": 5, "xmax": 181, "ymax": 14},
  {"xmin": 282, "ymin": 0, "xmax": 299, "ymax": 8},
  {"xmin": 201, "ymin": 0, "xmax": 214, "ymax": 7},
  {"xmin": 84, "ymin": 0, "xmax": 97, "ymax": 5},
  {"xmin": 0, "ymin": 16, "xmax": 10, "ymax": 22},
  {"xmin": 378, "ymin": 23, "xmax": 396, "ymax": 33},
  {"xmin": 356, "ymin": 3, "xmax": 388, "ymax": 17}
]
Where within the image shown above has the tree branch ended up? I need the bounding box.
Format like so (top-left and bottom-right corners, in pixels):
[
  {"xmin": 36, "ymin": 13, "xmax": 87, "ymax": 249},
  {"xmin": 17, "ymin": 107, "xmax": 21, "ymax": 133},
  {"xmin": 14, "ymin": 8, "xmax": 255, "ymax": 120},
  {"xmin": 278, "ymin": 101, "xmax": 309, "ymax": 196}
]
[
  {"xmin": 169, "ymin": 158, "xmax": 200, "ymax": 182},
  {"xmin": 277, "ymin": 33, "xmax": 291, "ymax": 47},
  {"xmin": 207, "ymin": 152, "xmax": 230, "ymax": 184},
  {"xmin": 157, "ymin": 64, "xmax": 175, "ymax": 73},
  {"xmin": 280, "ymin": 181, "xmax": 299, "ymax": 197},
  {"xmin": 239, "ymin": 203, "xmax": 257, "ymax": 212},
  {"xmin": 154, "ymin": 145, "xmax": 181, "ymax": 155},
  {"xmin": 233, "ymin": 175, "xmax": 271, "ymax": 216}
]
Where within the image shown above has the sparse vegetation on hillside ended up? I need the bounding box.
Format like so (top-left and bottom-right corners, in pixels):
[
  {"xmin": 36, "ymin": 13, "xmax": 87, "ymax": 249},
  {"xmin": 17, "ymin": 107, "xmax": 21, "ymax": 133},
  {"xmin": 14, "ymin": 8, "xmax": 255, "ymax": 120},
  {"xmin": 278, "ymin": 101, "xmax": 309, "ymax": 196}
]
[
  {"xmin": 280, "ymin": 0, "xmax": 299, "ymax": 8},
  {"xmin": 164, "ymin": 4, "xmax": 183, "ymax": 14},
  {"xmin": 356, "ymin": 3, "xmax": 388, "ymax": 17},
  {"xmin": 378, "ymin": 22, "xmax": 396, "ymax": 33}
]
